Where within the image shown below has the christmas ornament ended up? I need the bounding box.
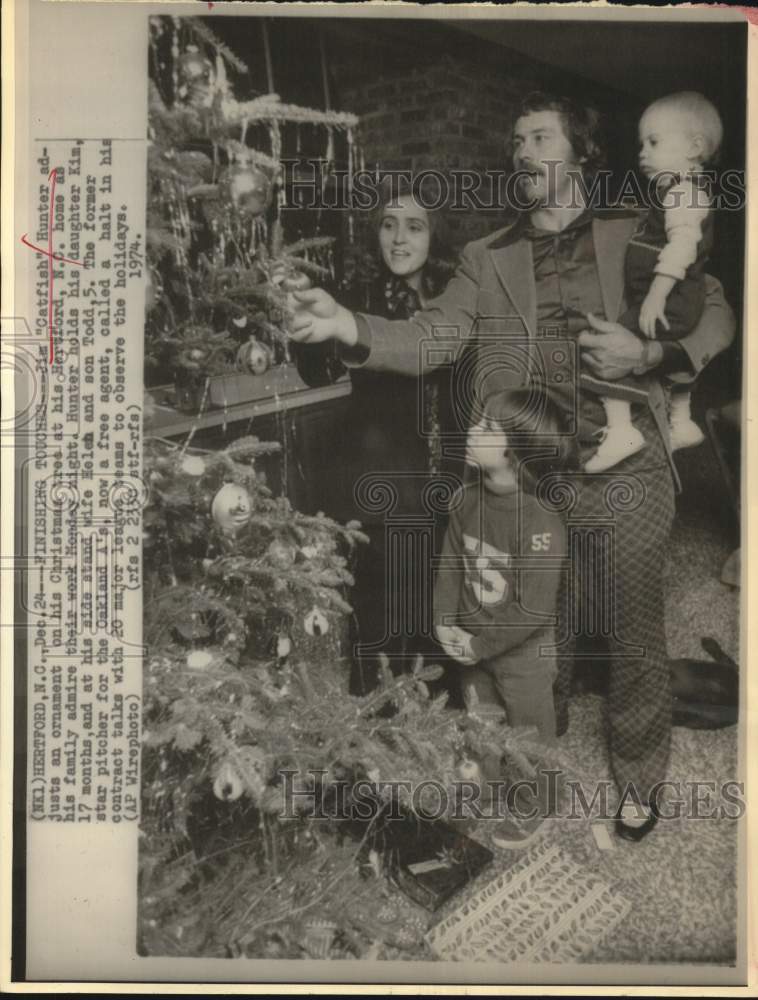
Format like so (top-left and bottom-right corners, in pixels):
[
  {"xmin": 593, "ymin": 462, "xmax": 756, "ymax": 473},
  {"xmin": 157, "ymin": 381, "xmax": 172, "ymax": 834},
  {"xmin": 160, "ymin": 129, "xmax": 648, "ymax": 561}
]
[
  {"xmin": 280, "ymin": 270, "xmax": 311, "ymax": 293},
  {"xmin": 303, "ymin": 607, "xmax": 329, "ymax": 637},
  {"xmin": 236, "ymin": 336, "xmax": 272, "ymax": 376},
  {"xmin": 267, "ymin": 538, "xmax": 297, "ymax": 569},
  {"xmin": 276, "ymin": 635, "xmax": 292, "ymax": 661},
  {"xmin": 456, "ymin": 758, "xmax": 482, "ymax": 783},
  {"xmin": 180, "ymin": 46, "xmax": 212, "ymax": 83},
  {"xmin": 180, "ymin": 455, "xmax": 206, "ymax": 477},
  {"xmin": 186, "ymin": 649, "xmax": 214, "ymax": 670},
  {"xmin": 213, "ymin": 760, "xmax": 244, "ymax": 802},
  {"xmin": 179, "ymin": 345, "xmax": 212, "ymax": 372},
  {"xmin": 222, "ymin": 163, "xmax": 271, "ymax": 218},
  {"xmin": 367, "ymin": 849, "xmax": 382, "ymax": 878},
  {"xmin": 211, "ymin": 483, "xmax": 252, "ymax": 533}
]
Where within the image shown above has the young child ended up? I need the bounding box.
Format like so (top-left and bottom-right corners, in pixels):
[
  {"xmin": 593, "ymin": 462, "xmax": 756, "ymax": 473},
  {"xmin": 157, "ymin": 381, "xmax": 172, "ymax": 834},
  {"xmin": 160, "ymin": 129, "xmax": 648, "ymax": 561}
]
[
  {"xmin": 434, "ymin": 388, "xmax": 576, "ymax": 743},
  {"xmin": 584, "ymin": 91, "xmax": 722, "ymax": 473}
]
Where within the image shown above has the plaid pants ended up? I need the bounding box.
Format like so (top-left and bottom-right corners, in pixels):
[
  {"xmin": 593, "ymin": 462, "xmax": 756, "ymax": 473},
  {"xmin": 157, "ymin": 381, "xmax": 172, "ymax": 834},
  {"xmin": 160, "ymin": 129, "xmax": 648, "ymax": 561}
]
[{"xmin": 554, "ymin": 410, "xmax": 676, "ymax": 802}]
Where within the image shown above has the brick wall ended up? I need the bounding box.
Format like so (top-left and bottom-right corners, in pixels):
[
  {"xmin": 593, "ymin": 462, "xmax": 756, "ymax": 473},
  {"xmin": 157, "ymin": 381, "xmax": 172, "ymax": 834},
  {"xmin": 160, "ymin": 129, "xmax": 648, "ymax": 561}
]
[{"xmin": 337, "ymin": 53, "xmax": 541, "ymax": 248}]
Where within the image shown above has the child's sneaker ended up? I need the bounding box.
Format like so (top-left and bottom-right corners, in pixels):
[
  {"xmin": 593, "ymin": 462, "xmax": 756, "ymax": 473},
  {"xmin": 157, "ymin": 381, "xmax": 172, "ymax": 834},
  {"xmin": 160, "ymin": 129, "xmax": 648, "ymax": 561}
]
[
  {"xmin": 584, "ymin": 424, "xmax": 646, "ymax": 472},
  {"xmin": 669, "ymin": 416, "xmax": 705, "ymax": 451}
]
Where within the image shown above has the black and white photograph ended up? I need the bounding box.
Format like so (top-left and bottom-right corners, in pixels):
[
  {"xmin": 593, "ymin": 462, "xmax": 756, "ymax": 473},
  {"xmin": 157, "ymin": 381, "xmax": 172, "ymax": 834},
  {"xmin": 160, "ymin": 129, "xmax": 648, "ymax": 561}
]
[{"xmin": 3, "ymin": 0, "xmax": 752, "ymax": 990}]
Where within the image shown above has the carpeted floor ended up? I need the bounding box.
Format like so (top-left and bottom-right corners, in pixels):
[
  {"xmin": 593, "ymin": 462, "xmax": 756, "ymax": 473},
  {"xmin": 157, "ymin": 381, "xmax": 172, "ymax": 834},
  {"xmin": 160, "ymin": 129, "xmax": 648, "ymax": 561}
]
[
  {"xmin": 558, "ymin": 695, "xmax": 739, "ymax": 964},
  {"xmin": 543, "ymin": 441, "xmax": 741, "ymax": 964}
]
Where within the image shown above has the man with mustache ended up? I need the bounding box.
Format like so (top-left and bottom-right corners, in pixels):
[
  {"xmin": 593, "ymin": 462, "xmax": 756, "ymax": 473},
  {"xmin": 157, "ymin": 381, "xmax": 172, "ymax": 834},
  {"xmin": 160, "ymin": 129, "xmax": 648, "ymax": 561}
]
[{"xmin": 288, "ymin": 92, "xmax": 735, "ymax": 840}]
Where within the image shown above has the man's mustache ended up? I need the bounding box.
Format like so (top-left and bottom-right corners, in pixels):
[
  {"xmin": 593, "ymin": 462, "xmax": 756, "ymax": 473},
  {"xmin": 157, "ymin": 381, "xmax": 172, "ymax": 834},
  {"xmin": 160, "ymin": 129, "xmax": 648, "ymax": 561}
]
[{"xmin": 514, "ymin": 163, "xmax": 548, "ymax": 179}]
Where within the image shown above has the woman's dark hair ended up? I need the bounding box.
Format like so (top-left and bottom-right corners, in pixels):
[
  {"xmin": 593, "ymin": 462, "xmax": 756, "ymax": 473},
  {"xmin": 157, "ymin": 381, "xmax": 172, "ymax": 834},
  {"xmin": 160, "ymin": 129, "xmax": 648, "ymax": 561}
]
[
  {"xmin": 509, "ymin": 91, "xmax": 607, "ymax": 179},
  {"xmin": 483, "ymin": 386, "xmax": 578, "ymax": 493},
  {"xmin": 372, "ymin": 174, "xmax": 456, "ymax": 297}
]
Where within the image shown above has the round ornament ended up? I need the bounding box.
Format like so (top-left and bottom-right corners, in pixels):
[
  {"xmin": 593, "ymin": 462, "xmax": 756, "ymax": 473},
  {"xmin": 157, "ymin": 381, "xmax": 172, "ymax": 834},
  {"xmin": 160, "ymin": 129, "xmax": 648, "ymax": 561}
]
[
  {"xmin": 455, "ymin": 758, "xmax": 482, "ymax": 783},
  {"xmin": 179, "ymin": 46, "xmax": 212, "ymax": 83},
  {"xmin": 223, "ymin": 163, "xmax": 271, "ymax": 218},
  {"xmin": 236, "ymin": 337, "xmax": 272, "ymax": 376},
  {"xmin": 213, "ymin": 760, "xmax": 244, "ymax": 802},
  {"xmin": 280, "ymin": 270, "xmax": 311, "ymax": 293},
  {"xmin": 267, "ymin": 538, "xmax": 297, "ymax": 569},
  {"xmin": 211, "ymin": 483, "xmax": 252, "ymax": 533},
  {"xmin": 187, "ymin": 649, "xmax": 214, "ymax": 670},
  {"xmin": 303, "ymin": 607, "xmax": 329, "ymax": 637},
  {"xmin": 180, "ymin": 455, "xmax": 206, "ymax": 477}
]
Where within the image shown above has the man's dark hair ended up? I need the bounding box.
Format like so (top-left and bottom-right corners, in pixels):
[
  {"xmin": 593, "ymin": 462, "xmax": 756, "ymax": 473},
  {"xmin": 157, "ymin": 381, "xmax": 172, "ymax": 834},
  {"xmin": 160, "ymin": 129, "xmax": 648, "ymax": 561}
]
[{"xmin": 510, "ymin": 91, "xmax": 607, "ymax": 178}]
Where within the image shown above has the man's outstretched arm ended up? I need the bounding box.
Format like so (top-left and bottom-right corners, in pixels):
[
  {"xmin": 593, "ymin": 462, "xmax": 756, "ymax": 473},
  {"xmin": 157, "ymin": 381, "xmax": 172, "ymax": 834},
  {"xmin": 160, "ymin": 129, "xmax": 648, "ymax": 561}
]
[{"xmin": 289, "ymin": 243, "xmax": 486, "ymax": 378}]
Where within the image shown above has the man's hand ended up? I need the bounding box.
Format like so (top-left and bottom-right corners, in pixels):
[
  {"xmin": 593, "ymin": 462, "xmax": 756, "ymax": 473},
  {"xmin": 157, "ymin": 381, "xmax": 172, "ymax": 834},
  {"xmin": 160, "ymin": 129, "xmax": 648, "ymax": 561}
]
[
  {"xmin": 435, "ymin": 623, "xmax": 477, "ymax": 666},
  {"xmin": 287, "ymin": 288, "xmax": 358, "ymax": 347},
  {"xmin": 578, "ymin": 313, "xmax": 660, "ymax": 379}
]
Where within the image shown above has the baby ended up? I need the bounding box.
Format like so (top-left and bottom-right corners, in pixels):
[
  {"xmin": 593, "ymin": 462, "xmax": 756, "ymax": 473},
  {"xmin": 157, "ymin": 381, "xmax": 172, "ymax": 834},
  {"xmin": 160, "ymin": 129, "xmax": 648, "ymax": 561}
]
[{"xmin": 585, "ymin": 91, "xmax": 722, "ymax": 473}]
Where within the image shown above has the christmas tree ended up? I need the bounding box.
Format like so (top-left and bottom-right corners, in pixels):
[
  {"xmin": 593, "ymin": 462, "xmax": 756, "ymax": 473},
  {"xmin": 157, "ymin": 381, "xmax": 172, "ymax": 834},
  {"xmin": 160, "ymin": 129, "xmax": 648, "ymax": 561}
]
[
  {"xmin": 145, "ymin": 15, "xmax": 359, "ymax": 398},
  {"xmin": 139, "ymin": 17, "xmax": 571, "ymax": 960}
]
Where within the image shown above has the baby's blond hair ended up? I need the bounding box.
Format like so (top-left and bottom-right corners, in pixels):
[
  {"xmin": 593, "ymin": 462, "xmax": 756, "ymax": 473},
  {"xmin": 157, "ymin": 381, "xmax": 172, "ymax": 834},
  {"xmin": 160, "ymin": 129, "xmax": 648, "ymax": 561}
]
[{"xmin": 646, "ymin": 92, "xmax": 723, "ymax": 163}]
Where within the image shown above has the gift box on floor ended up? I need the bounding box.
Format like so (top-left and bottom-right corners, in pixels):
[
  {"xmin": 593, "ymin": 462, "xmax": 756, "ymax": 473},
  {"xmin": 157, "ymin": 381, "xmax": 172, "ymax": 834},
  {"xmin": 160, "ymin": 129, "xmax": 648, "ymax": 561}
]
[{"xmin": 425, "ymin": 837, "xmax": 630, "ymax": 964}]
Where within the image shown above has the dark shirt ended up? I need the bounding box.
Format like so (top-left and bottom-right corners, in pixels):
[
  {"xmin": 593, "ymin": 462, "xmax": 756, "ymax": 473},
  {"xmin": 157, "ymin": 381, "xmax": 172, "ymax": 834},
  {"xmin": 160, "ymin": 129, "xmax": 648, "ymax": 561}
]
[{"xmin": 522, "ymin": 210, "xmax": 607, "ymax": 338}]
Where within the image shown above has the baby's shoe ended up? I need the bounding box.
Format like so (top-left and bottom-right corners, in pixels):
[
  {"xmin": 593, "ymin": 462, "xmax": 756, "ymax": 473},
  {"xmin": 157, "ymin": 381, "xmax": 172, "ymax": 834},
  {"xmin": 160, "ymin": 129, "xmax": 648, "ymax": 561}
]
[
  {"xmin": 584, "ymin": 424, "xmax": 646, "ymax": 473},
  {"xmin": 668, "ymin": 391, "xmax": 704, "ymax": 451},
  {"xmin": 669, "ymin": 416, "xmax": 705, "ymax": 451}
]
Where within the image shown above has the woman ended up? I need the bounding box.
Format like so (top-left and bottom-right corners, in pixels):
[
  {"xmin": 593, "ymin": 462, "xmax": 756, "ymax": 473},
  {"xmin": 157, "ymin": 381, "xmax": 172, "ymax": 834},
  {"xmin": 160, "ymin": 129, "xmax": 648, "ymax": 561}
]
[{"xmin": 296, "ymin": 177, "xmax": 457, "ymax": 694}]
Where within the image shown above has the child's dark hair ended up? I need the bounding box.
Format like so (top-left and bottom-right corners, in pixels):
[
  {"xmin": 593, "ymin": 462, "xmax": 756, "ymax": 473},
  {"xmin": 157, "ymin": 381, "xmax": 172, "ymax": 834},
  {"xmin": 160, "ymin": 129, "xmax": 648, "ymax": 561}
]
[{"xmin": 483, "ymin": 386, "xmax": 578, "ymax": 492}]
